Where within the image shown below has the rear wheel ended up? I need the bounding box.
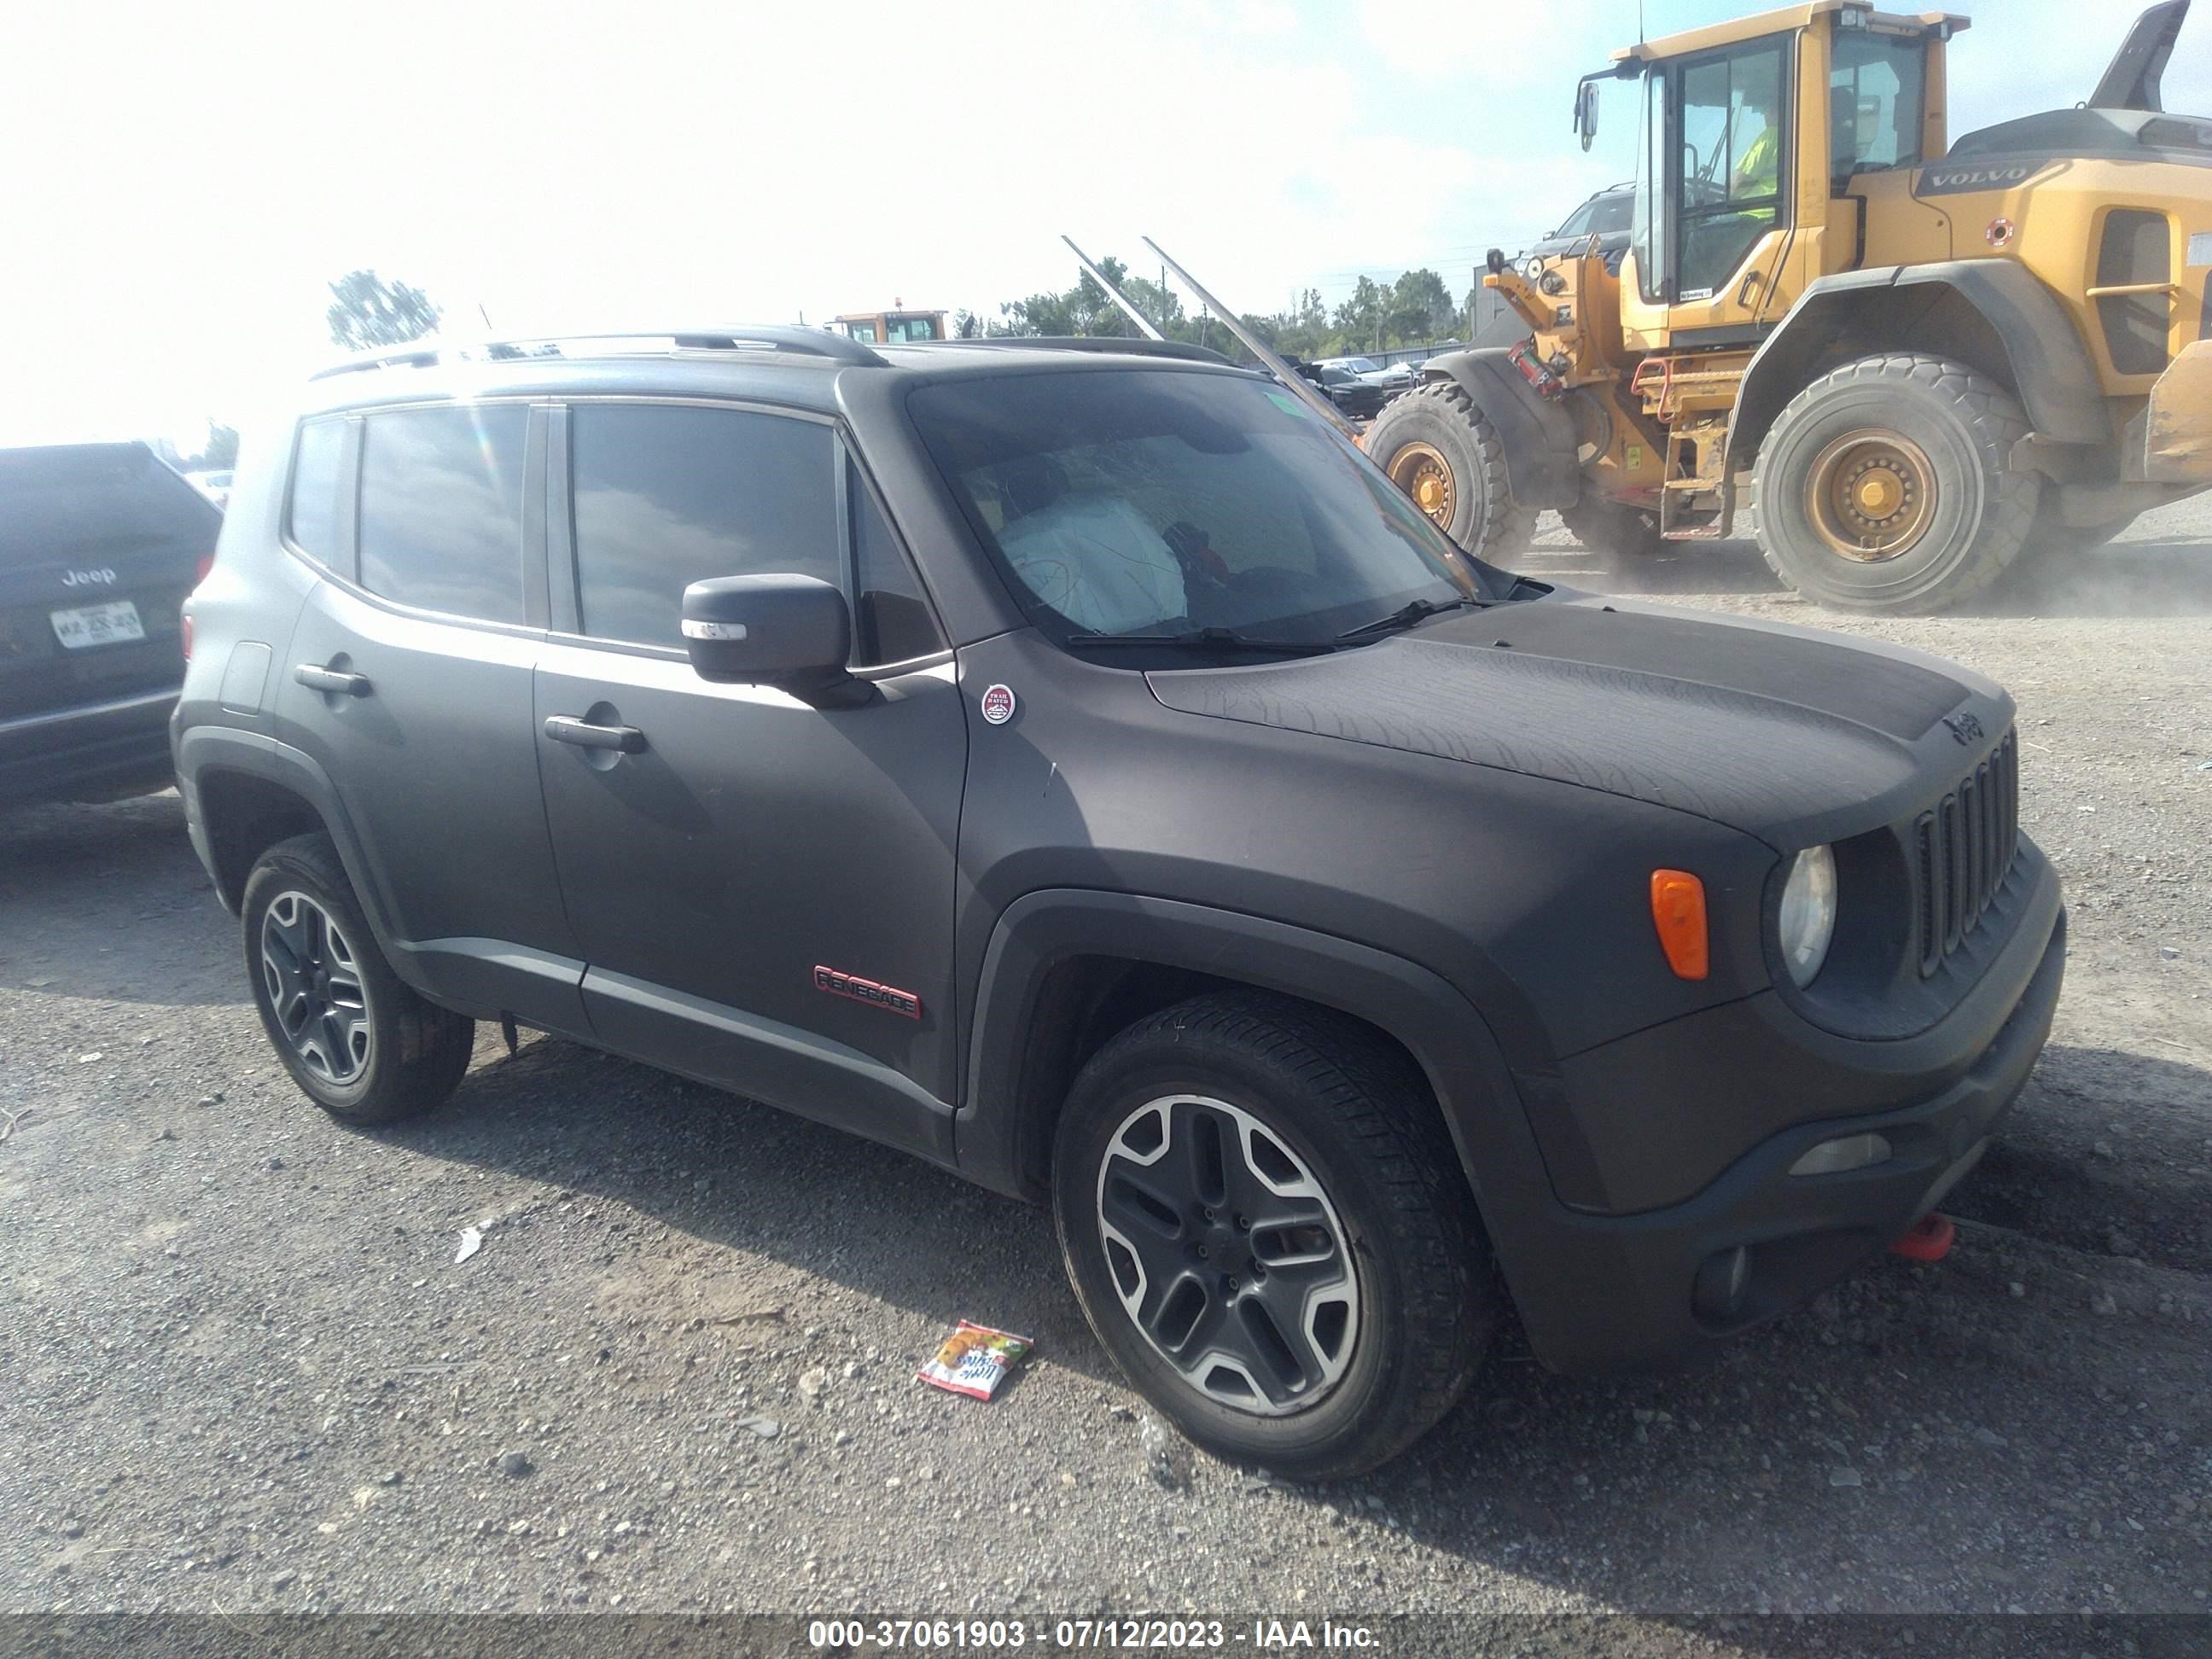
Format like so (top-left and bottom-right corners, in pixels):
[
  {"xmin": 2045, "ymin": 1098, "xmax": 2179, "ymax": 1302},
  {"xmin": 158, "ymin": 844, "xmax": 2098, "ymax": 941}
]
[
  {"xmin": 1366, "ymin": 382, "xmax": 1539, "ymax": 558},
  {"xmin": 1754, "ymin": 353, "xmax": 2035, "ymax": 614},
  {"xmin": 1052, "ymin": 992, "xmax": 1493, "ymax": 1481},
  {"xmin": 242, "ymin": 832, "xmax": 474, "ymax": 1125}
]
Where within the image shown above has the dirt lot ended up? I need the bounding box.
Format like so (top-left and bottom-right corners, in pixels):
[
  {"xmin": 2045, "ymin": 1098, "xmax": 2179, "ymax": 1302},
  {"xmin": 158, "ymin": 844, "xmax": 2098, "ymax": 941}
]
[{"xmin": 3, "ymin": 509, "xmax": 2209, "ymax": 1625}]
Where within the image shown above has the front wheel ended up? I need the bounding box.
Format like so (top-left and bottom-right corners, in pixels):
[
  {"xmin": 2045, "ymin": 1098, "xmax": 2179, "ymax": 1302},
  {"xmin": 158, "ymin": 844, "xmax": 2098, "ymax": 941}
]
[
  {"xmin": 1365, "ymin": 381, "xmax": 1539, "ymax": 558},
  {"xmin": 1753, "ymin": 353, "xmax": 2036, "ymax": 614},
  {"xmin": 242, "ymin": 832, "xmax": 475, "ymax": 1125},
  {"xmin": 1052, "ymin": 992, "xmax": 1493, "ymax": 1481}
]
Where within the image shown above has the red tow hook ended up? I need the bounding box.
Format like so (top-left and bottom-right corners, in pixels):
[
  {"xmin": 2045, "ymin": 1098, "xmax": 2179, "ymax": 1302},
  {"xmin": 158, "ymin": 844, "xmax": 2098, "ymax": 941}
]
[{"xmin": 1890, "ymin": 1212, "xmax": 1956, "ymax": 1262}]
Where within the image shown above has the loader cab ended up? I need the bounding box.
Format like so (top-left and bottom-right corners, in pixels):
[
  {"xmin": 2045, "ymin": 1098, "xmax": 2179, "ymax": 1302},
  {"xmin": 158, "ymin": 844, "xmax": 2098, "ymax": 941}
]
[{"xmin": 1597, "ymin": 3, "xmax": 1964, "ymax": 348}]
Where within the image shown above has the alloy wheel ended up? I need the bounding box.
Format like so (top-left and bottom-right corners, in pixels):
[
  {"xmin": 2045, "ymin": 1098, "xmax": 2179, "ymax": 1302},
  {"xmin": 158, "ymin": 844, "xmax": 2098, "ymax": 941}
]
[
  {"xmin": 1095, "ymin": 1094, "xmax": 1360, "ymax": 1416},
  {"xmin": 259, "ymin": 891, "xmax": 373, "ymax": 1086}
]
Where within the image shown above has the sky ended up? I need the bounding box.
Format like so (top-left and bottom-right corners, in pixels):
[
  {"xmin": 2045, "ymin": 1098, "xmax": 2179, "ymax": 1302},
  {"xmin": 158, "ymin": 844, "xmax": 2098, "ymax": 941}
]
[{"xmin": 3, "ymin": 0, "xmax": 2204, "ymax": 450}]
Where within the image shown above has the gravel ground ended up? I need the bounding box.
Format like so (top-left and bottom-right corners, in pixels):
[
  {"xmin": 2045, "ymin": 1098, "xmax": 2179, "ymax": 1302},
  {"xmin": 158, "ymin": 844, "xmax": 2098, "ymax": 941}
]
[{"xmin": 3, "ymin": 506, "xmax": 2209, "ymax": 1624}]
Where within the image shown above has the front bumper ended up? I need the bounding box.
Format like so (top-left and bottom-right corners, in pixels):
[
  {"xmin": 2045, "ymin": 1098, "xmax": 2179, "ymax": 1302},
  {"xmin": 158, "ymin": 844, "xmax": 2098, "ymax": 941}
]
[
  {"xmin": 0, "ymin": 686, "xmax": 178, "ymax": 804},
  {"xmin": 1492, "ymin": 879, "xmax": 2066, "ymax": 1376}
]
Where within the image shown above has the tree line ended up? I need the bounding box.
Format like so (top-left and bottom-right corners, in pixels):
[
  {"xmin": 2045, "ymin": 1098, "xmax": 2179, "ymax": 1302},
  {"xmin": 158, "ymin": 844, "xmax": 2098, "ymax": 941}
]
[{"xmin": 966, "ymin": 258, "xmax": 1466, "ymax": 363}]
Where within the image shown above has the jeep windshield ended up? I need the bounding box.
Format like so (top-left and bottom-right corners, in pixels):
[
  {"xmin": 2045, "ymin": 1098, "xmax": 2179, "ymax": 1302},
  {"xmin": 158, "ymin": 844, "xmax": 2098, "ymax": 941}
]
[{"xmin": 909, "ymin": 368, "xmax": 1505, "ymax": 654}]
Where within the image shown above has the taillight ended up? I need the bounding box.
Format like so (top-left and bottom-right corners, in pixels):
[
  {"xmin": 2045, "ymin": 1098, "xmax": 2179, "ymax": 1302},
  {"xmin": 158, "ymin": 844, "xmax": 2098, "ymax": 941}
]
[
  {"xmin": 195, "ymin": 553, "xmax": 215, "ymax": 585},
  {"xmin": 181, "ymin": 610, "xmax": 194, "ymax": 661}
]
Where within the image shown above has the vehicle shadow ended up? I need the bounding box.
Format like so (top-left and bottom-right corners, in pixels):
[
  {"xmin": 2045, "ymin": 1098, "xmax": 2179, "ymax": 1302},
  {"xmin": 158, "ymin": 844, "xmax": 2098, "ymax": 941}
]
[
  {"xmin": 387, "ymin": 1028, "xmax": 2212, "ymax": 1612},
  {"xmin": 0, "ymin": 790, "xmax": 238, "ymax": 1006}
]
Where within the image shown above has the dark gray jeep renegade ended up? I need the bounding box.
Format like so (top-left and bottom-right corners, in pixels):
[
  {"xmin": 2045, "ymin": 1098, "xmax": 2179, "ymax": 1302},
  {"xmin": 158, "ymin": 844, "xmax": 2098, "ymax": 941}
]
[{"xmin": 173, "ymin": 327, "xmax": 2065, "ymax": 1477}]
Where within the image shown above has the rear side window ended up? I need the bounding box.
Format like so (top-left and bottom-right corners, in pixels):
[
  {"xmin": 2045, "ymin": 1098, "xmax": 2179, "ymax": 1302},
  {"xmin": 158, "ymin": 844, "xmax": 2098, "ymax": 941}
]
[
  {"xmin": 288, "ymin": 418, "xmax": 347, "ymax": 565},
  {"xmin": 358, "ymin": 405, "xmax": 528, "ymax": 624},
  {"xmin": 851, "ymin": 462, "xmax": 943, "ymax": 665},
  {"xmin": 569, "ymin": 404, "xmax": 837, "ymax": 648}
]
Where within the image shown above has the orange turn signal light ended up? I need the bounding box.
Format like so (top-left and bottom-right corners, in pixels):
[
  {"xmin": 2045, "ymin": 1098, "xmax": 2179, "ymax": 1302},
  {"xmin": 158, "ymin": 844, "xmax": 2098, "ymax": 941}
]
[{"xmin": 1650, "ymin": 869, "xmax": 1709, "ymax": 981}]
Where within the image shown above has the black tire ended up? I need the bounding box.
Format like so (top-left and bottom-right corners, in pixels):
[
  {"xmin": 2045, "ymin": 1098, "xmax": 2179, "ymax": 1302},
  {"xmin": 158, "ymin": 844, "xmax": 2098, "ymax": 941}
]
[
  {"xmin": 241, "ymin": 832, "xmax": 474, "ymax": 1125},
  {"xmin": 1365, "ymin": 381, "xmax": 1540, "ymax": 558},
  {"xmin": 1561, "ymin": 498, "xmax": 1666, "ymax": 563},
  {"xmin": 1051, "ymin": 992, "xmax": 1493, "ymax": 1481},
  {"xmin": 1753, "ymin": 353, "xmax": 2036, "ymax": 614}
]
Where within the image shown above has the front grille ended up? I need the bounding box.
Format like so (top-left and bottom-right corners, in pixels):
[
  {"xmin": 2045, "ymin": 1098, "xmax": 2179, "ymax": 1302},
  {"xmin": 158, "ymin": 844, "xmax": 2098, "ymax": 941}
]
[{"xmin": 1912, "ymin": 731, "xmax": 2018, "ymax": 976}]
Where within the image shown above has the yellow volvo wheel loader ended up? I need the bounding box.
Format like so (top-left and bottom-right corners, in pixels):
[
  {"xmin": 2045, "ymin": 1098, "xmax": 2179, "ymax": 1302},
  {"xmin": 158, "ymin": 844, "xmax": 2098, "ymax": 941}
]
[{"xmin": 1364, "ymin": 1, "xmax": 2212, "ymax": 613}]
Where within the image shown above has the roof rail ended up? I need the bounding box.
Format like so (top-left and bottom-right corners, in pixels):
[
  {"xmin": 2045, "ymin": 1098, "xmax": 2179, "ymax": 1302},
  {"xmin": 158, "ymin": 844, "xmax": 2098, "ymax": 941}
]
[
  {"xmin": 922, "ymin": 335, "xmax": 1235, "ymax": 366},
  {"xmin": 311, "ymin": 325, "xmax": 887, "ymax": 381}
]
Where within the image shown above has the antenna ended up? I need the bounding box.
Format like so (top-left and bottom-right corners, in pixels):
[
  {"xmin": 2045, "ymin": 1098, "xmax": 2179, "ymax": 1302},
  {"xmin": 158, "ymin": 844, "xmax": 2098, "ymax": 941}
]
[
  {"xmin": 1061, "ymin": 236, "xmax": 1166, "ymax": 341},
  {"xmin": 1141, "ymin": 236, "xmax": 1363, "ymax": 442},
  {"xmin": 1639, "ymin": 0, "xmax": 1645, "ymax": 43},
  {"xmin": 477, "ymin": 301, "xmax": 494, "ymax": 331}
]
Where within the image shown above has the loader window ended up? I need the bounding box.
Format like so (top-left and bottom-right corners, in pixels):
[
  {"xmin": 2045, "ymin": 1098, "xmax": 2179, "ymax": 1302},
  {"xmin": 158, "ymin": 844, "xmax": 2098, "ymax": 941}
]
[
  {"xmin": 1677, "ymin": 38, "xmax": 1788, "ymax": 300},
  {"xmin": 1830, "ymin": 32, "xmax": 1926, "ymax": 183}
]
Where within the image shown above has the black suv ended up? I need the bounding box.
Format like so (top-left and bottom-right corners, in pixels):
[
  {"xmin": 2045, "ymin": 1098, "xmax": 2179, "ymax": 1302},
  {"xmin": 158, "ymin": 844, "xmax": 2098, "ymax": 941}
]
[
  {"xmin": 173, "ymin": 328, "xmax": 2064, "ymax": 1477},
  {"xmin": 3, "ymin": 441, "xmax": 219, "ymax": 803}
]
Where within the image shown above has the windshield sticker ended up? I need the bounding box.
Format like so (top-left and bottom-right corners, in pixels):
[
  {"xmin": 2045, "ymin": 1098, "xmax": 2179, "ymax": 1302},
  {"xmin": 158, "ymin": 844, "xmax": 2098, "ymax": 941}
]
[{"xmin": 1264, "ymin": 390, "xmax": 1311, "ymax": 419}]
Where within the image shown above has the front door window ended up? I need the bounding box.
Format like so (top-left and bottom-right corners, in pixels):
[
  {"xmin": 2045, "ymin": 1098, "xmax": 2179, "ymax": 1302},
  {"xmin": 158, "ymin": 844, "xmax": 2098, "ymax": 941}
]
[{"xmin": 1676, "ymin": 38, "xmax": 1788, "ymax": 300}]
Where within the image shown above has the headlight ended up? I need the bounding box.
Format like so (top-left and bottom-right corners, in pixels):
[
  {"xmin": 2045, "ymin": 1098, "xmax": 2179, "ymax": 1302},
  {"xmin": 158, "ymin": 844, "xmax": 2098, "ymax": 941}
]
[
  {"xmin": 1777, "ymin": 845, "xmax": 1837, "ymax": 987},
  {"xmin": 1523, "ymin": 255, "xmax": 1545, "ymax": 282}
]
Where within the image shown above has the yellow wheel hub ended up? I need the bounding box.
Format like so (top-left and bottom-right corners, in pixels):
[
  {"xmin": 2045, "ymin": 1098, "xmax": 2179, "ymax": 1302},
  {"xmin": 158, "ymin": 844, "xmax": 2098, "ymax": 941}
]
[
  {"xmin": 1384, "ymin": 442, "xmax": 1456, "ymax": 530},
  {"xmin": 1805, "ymin": 429, "xmax": 1938, "ymax": 562}
]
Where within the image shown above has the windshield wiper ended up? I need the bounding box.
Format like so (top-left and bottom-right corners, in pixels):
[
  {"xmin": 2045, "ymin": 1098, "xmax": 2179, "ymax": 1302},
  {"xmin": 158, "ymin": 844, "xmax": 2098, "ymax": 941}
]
[
  {"xmin": 1067, "ymin": 626, "xmax": 1335, "ymax": 655},
  {"xmin": 1335, "ymin": 596, "xmax": 1485, "ymax": 643}
]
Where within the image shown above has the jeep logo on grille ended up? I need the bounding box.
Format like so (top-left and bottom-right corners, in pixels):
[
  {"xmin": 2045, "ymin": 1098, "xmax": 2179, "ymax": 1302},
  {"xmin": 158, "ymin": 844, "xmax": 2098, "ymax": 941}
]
[
  {"xmin": 1942, "ymin": 712, "xmax": 1985, "ymax": 746},
  {"xmin": 61, "ymin": 568, "xmax": 119, "ymax": 588}
]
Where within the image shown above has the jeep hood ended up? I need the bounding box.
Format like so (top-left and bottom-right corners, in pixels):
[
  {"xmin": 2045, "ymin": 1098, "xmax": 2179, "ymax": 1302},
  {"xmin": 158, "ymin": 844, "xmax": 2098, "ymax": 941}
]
[{"xmin": 1144, "ymin": 594, "xmax": 2009, "ymax": 847}]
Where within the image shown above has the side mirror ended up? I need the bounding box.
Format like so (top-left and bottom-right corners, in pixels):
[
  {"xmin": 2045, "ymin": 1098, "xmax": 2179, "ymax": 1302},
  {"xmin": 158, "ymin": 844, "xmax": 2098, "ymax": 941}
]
[
  {"xmin": 1573, "ymin": 81, "xmax": 1600, "ymax": 151},
  {"xmin": 681, "ymin": 573, "xmax": 864, "ymax": 707}
]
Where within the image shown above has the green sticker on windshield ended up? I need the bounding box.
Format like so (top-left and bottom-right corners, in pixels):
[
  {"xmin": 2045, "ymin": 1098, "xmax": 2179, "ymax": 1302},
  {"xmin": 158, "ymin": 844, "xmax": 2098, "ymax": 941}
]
[{"xmin": 1264, "ymin": 390, "xmax": 1311, "ymax": 419}]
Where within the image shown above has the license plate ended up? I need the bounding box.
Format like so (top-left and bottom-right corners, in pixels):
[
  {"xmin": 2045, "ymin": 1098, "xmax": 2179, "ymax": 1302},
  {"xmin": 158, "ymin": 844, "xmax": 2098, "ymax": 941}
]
[{"xmin": 50, "ymin": 598, "xmax": 147, "ymax": 649}]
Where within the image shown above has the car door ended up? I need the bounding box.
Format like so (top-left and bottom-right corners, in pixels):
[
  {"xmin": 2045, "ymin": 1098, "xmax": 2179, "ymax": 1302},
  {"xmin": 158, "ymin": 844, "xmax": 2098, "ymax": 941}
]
[
  {"xmin": 533, "ymin": 399, "xmax": 965, "ymax": 1161},
  {"xmin": 271, "ymin": 400, "xmax": 591, "ymax": 1037}
]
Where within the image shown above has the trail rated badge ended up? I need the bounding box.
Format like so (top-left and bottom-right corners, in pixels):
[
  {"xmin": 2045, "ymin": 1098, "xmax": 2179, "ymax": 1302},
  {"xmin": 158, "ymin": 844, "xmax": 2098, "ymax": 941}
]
[{"xmin": 980, "ymin": 684, "xmax": 1016, "ymax": 725}]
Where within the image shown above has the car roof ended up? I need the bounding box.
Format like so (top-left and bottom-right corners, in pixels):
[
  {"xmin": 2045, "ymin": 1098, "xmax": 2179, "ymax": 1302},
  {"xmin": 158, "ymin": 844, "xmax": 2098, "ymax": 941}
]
[{"xmin": 295, "ymin": 332, "xmax": 1256, "ymax": 421}]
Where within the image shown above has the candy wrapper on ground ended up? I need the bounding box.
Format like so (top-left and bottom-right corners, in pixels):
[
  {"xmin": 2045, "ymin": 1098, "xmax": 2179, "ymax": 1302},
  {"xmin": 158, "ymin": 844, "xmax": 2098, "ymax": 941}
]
[{"xmin": 917, "ymin": 1319, "xmax": 1034, "ymax": 1400}]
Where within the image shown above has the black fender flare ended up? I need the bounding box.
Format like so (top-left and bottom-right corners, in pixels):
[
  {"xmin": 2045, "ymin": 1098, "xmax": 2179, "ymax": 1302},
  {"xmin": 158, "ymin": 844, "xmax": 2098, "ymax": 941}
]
[
  {"xmin": 174, "ymin": 726, "xmax": 403, "ymax": 958},
  {"xmin": 1726, "ymin": 261, "xmax": 2109, "ymax": 481},
  {"xmin": 1409, "ymin": 346, "xmax": 1585, "ymax": 509},
  {"xmin": 953, "ymin": 888, "xmax": 1605, "ymax": 1340}
]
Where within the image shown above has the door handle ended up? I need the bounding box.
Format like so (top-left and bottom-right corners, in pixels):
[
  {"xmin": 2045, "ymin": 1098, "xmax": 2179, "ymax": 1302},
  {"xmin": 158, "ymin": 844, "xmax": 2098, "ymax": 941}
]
[
  {"xmin": 543, "ymin": 714, "xmax": 647, "ymax": 754},
  {"xmin": 294, "ymin": 663, "xmax": 372, "ymax": 696}
]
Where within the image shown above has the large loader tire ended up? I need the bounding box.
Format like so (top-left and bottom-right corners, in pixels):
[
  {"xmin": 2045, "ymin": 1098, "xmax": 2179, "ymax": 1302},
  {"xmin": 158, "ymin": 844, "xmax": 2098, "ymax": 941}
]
[
  {"xmin": 1365, "ymin": 382, "xmax": 1539, "ymax": 559},
  {"xmin": 1753, "ymin": 353, "xmax": 2035, "ymax": 614}
]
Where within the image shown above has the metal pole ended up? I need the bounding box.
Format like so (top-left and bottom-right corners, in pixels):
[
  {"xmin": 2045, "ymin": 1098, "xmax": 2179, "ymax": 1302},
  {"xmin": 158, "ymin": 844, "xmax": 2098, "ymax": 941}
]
[
  {"xmin": 1142, "ymin": 237, "xmax": 1362, "ymax": 441},
  {"xmin": 1062, "ymin": 237, "xmax": 1165, "ymax": 341}
]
